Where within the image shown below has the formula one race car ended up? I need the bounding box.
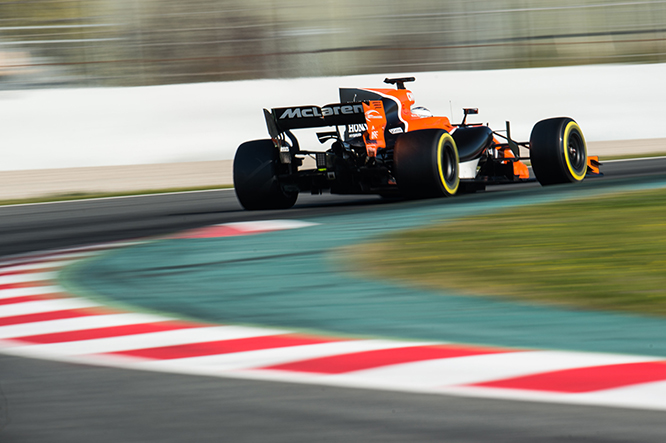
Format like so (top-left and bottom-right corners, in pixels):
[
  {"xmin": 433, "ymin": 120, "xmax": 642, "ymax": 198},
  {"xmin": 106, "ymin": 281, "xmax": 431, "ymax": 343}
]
[{"xmin": 233, "ymin": 77, "xmax": 601, "ymax": 210}]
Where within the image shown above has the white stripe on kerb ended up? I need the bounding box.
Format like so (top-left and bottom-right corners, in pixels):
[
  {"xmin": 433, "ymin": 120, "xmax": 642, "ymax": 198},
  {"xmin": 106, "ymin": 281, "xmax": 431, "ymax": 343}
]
[
  {"xmin": 322, "ymin": 351, "xmax": 663, "ymax": 389},
  {"xmin": 0, "ymin": 299, "xmax": 100, "ymax": 318},
  {"xmin": 15, "ymin": 325, "xmax": 289, "ymax": 356},
  {"xmin": 0, "ymin": 313, "xmax": 175, "ymax": 340},
  {"xmin": 135, "ymin": 340, "xmax": 434, "ymax": 373},
  {"xmin": 0, "ymin": 272, "xmax": 59, "ymax": 285},
  {"xmin": 0, "ymin": 286, "xmax": 64, "ymax": 299}
]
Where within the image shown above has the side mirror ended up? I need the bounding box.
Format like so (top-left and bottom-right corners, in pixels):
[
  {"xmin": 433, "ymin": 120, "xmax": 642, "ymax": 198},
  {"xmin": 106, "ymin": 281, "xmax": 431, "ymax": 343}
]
[{"xmin": 461, "ymin": 108, "xmax": 479, "ymax": 126}]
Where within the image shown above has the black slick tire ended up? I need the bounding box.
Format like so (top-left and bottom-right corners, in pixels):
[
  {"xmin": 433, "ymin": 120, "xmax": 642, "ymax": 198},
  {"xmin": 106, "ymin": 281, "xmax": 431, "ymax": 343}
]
[
  {"xmin": 530, "ymin": 118, "xmax": 587, "ymax": 185},
  {"xmin": 393, "ymin": 129, "xmax": 459, "ymax": 198},
  {"xmin": 233, "ymin": 139, "xmax": 298, "ymax": 210}
]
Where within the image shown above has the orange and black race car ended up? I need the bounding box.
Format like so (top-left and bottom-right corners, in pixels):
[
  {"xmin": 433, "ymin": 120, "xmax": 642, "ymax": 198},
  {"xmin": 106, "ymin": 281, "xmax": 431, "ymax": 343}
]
[{"xmin": 233, "ymin": 77, "xmax": 601, "ymax": 210}]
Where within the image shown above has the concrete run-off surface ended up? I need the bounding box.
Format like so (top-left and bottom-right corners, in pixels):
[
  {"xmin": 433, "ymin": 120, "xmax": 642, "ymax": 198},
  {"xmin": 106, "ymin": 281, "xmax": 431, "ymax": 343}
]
[{"xmin": 0, "ymin": 160, "xmax": 232, "ymax": 200}]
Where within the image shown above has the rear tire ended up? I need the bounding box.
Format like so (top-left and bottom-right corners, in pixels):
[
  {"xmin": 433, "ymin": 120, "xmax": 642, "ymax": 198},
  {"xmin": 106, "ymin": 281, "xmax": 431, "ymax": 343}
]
[
  {"xmin": 393, "ymin": 129, "xmax": 459, "ymax": 198},
  {"xmin": 530, "ymin": 118, "xmax": 587, "ymax": 185},
  {"xmin": 233, "ymin": 139, "xmax": 298, "ymax": 210}
]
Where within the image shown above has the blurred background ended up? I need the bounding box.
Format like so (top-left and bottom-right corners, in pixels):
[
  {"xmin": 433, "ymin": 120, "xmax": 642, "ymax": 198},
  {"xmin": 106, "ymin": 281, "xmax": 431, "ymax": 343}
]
[{"xmin": 2, "ymin": 0, "xmax": 666, "ymax": 89}]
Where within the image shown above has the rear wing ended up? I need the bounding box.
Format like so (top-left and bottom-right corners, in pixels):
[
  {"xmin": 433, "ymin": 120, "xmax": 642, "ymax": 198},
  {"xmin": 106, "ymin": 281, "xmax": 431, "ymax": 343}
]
[{"xmin": 264, "ymin": 102, "xmax": 366, "ymax": 139}]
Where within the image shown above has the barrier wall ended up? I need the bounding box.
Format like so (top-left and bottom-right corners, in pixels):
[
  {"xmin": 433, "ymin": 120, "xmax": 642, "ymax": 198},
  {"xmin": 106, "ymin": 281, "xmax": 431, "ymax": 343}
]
[{"xmin": 1, "ymin": 63, "xmax": 665, "ymax": 172}]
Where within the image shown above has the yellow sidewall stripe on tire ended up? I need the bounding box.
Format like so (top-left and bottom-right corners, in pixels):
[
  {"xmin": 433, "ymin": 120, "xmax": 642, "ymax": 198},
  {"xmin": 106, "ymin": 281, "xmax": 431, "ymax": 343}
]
[
  {"xmin": 563, "ymin": 121, "xmax": 587, "ymax": 182},
  {"xmin": 437, "ymin": 133, "xmax": 459, "ymax": 195}
]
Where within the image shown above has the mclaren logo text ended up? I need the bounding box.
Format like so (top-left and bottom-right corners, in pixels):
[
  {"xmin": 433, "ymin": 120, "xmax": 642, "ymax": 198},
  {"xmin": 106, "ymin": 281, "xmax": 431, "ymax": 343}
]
[{"xmin": 279, "ymin": 104, "xmax": 364, "ymax": 120}]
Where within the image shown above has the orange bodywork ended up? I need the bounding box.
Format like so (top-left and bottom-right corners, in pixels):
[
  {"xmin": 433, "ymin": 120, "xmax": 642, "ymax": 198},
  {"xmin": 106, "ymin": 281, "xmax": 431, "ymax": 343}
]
[
  {"xmin": 362, "ymin": 100, "xmax": 388, "ymax": 156},
  {"xmin": 363, "ymin": 88, "xmax": 454, "ymax": 134},
  {"xmin": 500, "ymin": 146, "xmax": 531, "ymax": 179},
  {"xmin": 587, "ymin": 156, "xmax": 601, "ymax": 175}
]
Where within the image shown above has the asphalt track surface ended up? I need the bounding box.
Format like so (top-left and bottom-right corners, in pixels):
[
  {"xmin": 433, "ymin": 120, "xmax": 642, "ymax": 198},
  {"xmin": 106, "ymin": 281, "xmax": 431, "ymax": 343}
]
[{"xmin": 2, "ymin": 157, "xmax": 666, "ymax": 443}]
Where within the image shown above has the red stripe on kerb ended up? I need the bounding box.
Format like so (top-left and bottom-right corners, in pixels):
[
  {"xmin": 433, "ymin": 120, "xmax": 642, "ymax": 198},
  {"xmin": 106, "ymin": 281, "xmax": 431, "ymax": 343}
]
[
  {"xmin": 0, "ymin": 267, "xmax": 59, "ymax": 277},
  {"xmin": 471, "ymin": 361, "xmax": 666, "ymax": 393},
  {"xmin": 0, "ymin": 256, "xmax": 76, "ymax": 269},
  {"xmin": 13, "ymin": 321, "xmax": 203, "ymax": 344},
  {"xmin": 170, "ymin": 226, "xmax": 248, "ymax": 239},
  {"xmin": 0, "ymin": 294, "xmax": 67, "ymax": 305},
  {"xmin": 0, "ymin": 256, "xmax": 70, "ymax": 268},
  {"xmin": 4, "ymin": 246, "xmax": 114, "ymax": 263},
  {"xmin": 0, "ymin": 308, "xmax": 118, "ymax": 326},
  {"xmin": 108, "ymin": 334, "xmax": 345, "ymax": 360},
  {"xmin": 0, "ymin": 282, "xmax": 53, "ymax": 291},
  {"xmin": 262, "ymin": 345, "xmax": 515, "ymax": 374},
  {"xmin": 0, "ymin": 295, "xmax": 45, "ymax": 305}
]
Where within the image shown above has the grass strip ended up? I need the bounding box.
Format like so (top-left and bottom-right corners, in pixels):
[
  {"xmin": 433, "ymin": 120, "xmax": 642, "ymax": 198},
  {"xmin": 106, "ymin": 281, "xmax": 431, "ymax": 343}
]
[
  {"xmin": 0, "ymin": 185, "xmax": 233, "ymax": 207},
  {"xmin": 351, "ymin": 188, "xmax": 666, "ymax": 316}
]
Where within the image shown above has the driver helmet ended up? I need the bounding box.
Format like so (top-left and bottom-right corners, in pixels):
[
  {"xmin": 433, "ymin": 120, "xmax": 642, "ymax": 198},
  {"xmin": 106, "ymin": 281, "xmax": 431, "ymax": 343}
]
[{"xmin": 411, "ymin": 106, "xmax": 433, "ymax": 118}]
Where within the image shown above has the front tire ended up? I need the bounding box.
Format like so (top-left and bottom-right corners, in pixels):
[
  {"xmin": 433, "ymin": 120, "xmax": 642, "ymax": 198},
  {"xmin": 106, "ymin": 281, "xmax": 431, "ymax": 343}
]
[
  {"xmin": 530, "ymin": 118, "xmax": 587, "ymax": 185},
  {"xmin": 233, "ymin": 139, "xmax": 298, "ymax": 210},
  {"xmin": 393, "ymin": 129, "xmax": 459, "ymax": 198}
]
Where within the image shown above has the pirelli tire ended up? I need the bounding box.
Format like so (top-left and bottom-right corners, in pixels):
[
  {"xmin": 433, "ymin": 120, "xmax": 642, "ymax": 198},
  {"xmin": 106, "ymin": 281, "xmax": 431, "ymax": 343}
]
[
  {"xmin": 233, "ymin": 139, "xmax": 298, "ymax": 210},
  {"xmin": 530, "ymin": 117, "xmax": 588, "ymax": 186},
  {"xmin": 393, "ymin": 129, "xmax": 460, "ymax": 198}
]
